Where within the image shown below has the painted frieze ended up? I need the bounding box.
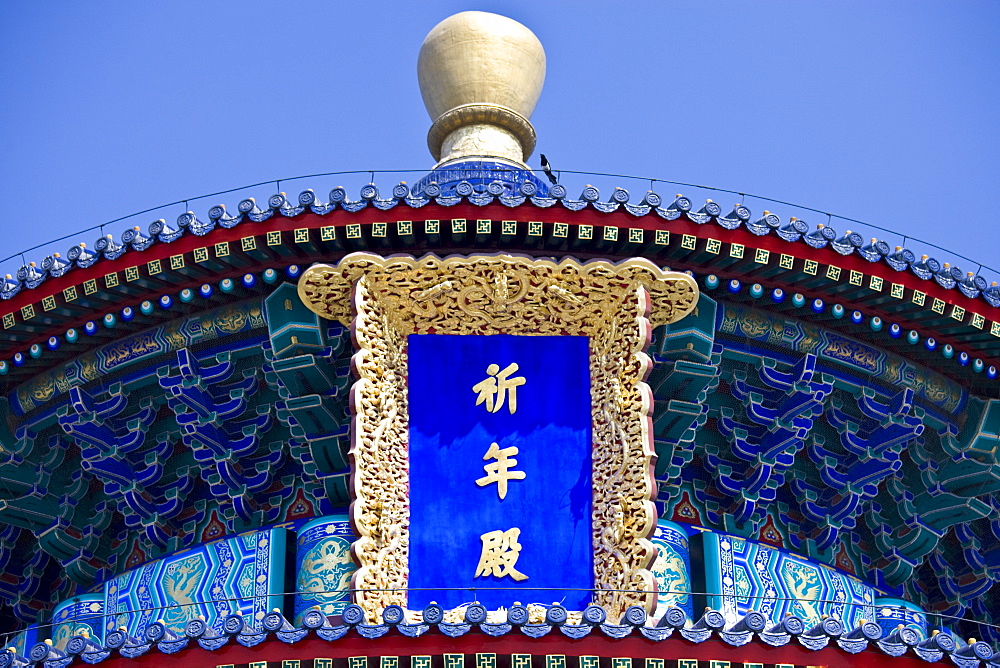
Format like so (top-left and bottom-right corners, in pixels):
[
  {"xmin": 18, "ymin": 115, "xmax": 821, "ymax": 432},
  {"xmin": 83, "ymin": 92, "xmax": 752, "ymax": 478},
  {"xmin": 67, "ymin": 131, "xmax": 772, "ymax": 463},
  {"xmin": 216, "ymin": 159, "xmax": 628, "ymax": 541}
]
[
  {"xmin": 103, "ymin": 527, "xmax": 285, "ymax": 639},
  {"xmin": 14, "ymin": 299, "xmax": 266, "ymax": 414},
  {"xmin": 718, "ymin": 303, "xmax": 964, "ymax": 413},
  {"xmin": 704, "ymin": 531, "xmax": 875, "ymax": 629}
]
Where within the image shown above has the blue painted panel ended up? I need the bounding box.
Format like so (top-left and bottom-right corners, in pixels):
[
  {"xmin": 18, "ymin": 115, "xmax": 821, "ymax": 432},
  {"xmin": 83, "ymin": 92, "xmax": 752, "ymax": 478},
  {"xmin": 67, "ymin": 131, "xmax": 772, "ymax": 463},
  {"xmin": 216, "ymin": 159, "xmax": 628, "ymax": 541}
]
[
  {"xmin": 409, "ymin": 334, "xmax": 592, "ymax": 610},
  {"xmin": 294, "ymin": 515, "xmax": 356, "ymax": 622},
  {"xmin": 876, "ymin": 597, "xmax": 928, "ymax": 638},
  {"xmin": 51, "ymin": 594, "xmax": 103, "ymax": 650},
  {"xmin": 13, "ymin": 298, "xmax": 267, "ymax": 415},
  {"xmin": 717, "ymin": 303, "xmax": 965, "ymax": 415},
  {"xmin": 705, "ymin": 531, "xmax": 875, "ymax": 628},
  {"xmin": 650, "ymin": 520, "xmax": 694, "ymax": 622},
  {"xmin": 1, "ymin": 625, "xmax": 38, "ymax": 657},
  {"xmin": 103, "ymin": 527, "xmax": 285, "ymax": 639}
]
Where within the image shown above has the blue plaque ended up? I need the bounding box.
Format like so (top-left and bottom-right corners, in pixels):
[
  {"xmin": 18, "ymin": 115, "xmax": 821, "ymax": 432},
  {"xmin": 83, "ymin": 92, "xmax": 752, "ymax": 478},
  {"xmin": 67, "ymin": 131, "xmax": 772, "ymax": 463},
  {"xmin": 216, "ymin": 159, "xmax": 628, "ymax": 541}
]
[{"xmin": 409, "ymin": 334, "xmax": 592, "ymax": 610}]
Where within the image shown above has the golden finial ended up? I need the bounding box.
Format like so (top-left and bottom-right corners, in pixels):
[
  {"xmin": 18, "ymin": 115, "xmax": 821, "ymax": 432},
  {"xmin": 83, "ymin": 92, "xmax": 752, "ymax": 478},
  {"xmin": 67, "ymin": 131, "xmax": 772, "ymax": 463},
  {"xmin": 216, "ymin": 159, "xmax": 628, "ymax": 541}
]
[{"xmin": 418, "ymin": 11, "xmax": 545, "ymax": 167}]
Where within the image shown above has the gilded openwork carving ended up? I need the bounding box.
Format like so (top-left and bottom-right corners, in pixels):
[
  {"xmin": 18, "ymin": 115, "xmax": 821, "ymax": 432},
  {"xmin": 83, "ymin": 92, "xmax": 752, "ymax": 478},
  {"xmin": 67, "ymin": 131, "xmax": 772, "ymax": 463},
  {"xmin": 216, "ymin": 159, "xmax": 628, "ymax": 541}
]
[
  {"xmin": 298, "ymin": 253, "xmax": 698, "ymax": 331},
  {"xmin": 298, "ymin": 253, "xmax": 698, "ymax": 622},
  {"xmin": 589, "ymin": 285, "xmax": 659, "ymax": 619},
  {"xmin": 346, "ymin": 275, "xmax": 411, "ymax": 619}
]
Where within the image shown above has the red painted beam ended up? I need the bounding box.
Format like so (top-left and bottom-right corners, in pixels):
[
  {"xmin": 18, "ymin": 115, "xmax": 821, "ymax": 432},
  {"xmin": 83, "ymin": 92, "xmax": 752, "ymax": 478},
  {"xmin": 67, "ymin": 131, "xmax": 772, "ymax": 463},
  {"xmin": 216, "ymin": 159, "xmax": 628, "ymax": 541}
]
[
  {"xmin": 86, "ymin": 631, "xmax": 948, "ymax": 668},
  {"xmin": 2, "ymin": 203, "xmax": 996, "ymax": 370}
]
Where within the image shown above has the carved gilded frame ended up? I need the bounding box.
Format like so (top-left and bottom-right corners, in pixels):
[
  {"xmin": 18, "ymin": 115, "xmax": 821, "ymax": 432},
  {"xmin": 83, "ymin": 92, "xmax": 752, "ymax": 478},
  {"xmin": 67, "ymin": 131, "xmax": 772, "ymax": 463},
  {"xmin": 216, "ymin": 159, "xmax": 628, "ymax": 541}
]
[{"xmin": 298, "ymin": 253, "xmax": 699, "ymax": 622}]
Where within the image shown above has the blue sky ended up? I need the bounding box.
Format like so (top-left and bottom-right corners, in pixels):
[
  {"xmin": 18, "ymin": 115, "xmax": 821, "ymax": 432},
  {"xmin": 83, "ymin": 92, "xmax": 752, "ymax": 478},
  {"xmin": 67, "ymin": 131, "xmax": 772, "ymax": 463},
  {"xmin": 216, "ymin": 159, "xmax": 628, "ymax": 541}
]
[{"xmin": 2, "ymin": 1, "xmax": 998, "ymax": 282}]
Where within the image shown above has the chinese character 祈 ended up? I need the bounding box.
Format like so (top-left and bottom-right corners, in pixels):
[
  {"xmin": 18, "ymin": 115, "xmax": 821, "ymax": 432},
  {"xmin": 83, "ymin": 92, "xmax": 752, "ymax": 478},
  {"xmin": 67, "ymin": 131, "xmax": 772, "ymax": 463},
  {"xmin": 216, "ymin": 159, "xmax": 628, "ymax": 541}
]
[
  {"xmin": 475, "ymin": 442, "xmax": 526, "ymax": 499},
  {"xmin": 474, "ymin": 528, "xmax": 528, "ymax": 581},
  {"xmin": 472, "ymin": 362, "xmax": 526, "ymax": 414}
]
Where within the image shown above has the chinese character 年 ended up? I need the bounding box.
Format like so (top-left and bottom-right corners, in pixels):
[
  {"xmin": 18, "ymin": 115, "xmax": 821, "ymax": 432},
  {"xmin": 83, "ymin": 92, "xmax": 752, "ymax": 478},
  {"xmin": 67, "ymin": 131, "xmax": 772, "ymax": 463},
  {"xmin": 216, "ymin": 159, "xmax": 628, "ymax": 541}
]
[{"xmin": 475, "ymin": 442, "xmax": 526, "ymax": 499}]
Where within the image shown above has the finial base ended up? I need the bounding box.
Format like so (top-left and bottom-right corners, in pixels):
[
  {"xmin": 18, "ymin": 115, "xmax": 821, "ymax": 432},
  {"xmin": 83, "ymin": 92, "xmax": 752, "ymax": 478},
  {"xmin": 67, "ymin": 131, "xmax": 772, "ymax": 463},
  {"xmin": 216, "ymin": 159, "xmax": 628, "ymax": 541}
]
[
  {"xmin": 427, "ymin": 104, "xmax": 536, "ymax": 164},
  {"xmin": 438, "ymin": 124, "xmax": 524, "ymax": 166},
  {"xmin": 411, "ymin": 158, "xmax": 549, "ymax": 198}
]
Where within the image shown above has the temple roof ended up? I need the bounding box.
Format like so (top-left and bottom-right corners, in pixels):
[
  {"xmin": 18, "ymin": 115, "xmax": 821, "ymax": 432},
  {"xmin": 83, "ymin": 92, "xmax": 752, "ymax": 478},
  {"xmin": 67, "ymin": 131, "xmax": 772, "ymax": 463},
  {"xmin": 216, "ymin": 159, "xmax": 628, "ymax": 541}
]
[
  {"xmin": 2, "ymin": 183, "xmax": 1000, "ymax": 395},
  {"xmin": 3, "ymin": 9, "xmax": 1000, "ymax": 659}
]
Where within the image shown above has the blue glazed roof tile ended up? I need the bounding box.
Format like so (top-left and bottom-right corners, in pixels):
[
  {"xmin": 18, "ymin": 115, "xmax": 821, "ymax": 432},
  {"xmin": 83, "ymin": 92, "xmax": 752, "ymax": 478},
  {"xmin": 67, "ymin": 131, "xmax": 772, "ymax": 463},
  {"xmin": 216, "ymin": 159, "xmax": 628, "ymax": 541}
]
[
  {"xmin": 2, "ymin": 607, "xmax": 998, "ymax": 667},
  {"xmin": 2, "ymin": 181, "xmax": 999, "ymax": 329}
]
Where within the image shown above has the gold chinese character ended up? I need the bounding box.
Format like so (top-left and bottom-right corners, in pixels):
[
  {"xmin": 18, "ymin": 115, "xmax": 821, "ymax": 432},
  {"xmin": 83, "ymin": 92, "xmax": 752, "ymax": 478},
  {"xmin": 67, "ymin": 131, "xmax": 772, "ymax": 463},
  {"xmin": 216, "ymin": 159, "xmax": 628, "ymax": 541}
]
[
  {"xmin": 472, "ymin": 362, "xmax": 526, "ymax": 414},
  {"xmin": 474, "ymin": 528, "xmax": 528, "ymax": 581},
  {"xmin": 475, "ymin": 442, "xmax": 526, "ymax": 499}
]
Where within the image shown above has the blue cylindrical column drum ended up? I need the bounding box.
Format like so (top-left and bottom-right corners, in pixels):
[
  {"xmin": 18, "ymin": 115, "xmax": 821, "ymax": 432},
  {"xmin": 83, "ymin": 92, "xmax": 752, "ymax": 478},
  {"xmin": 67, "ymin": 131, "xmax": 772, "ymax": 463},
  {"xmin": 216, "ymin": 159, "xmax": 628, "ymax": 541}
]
[
  {"xmin": 876, "ymin": 597, "xmax": 928, "ymax": 638},
  {"xmin": 51, "ymin": 594, "xmax": 104, "ymax": 649},
  {"xmin": 649, "ymin": 519, "xmax": 694, "ymax": 622},
  {"xmin": 294, "ymin": 515, "xmax": 357, "ymax": 622}
]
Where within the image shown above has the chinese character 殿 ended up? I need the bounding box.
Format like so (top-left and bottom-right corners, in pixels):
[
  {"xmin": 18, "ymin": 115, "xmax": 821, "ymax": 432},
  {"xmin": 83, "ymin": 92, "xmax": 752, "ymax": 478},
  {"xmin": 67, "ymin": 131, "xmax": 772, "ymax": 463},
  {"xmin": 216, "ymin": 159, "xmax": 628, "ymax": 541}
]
[
  {"xmin": 474, "ymin": 528, "xmax": 528, "ymax": 581},
  {"xmin": 475, "ymin": 442, "xmax": 526, "ymax": 499},
  {"xmin": 472, "ymin": 362, "xmax": 526, "ymax": 414}
]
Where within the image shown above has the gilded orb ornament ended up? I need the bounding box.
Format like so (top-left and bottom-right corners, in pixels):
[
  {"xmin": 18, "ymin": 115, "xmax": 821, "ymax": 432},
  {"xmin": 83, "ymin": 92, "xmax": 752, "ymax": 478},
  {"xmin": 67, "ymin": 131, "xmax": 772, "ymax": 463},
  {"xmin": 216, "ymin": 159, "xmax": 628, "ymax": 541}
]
[{"xmin": 418, "ymin": 11, "xmax": 546, "ymax": 166}]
